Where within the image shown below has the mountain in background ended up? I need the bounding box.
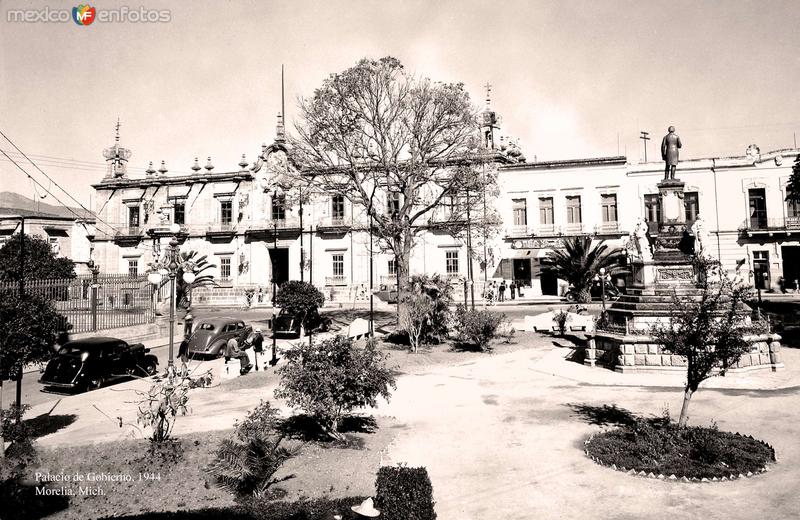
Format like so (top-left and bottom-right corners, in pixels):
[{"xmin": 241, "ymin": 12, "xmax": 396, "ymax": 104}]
[{"xmin": 0, "ymin": 191, "xmax": 94, "ymax": 219}]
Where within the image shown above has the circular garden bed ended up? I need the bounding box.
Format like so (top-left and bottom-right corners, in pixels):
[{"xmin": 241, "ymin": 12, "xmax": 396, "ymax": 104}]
[{"xmin": 584, "ymin": 417, "xmax": 776, "ymax": 481}]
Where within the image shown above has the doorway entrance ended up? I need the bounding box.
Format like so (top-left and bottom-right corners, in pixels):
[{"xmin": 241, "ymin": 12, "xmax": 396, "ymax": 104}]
[
  {"xmin": 782, "ymin": 246, "xmax": 800, "ymax": 291},
  {"xmin": 752, "ymin": 250, "xmax": 770, "ymax": 290},
  {"xmin": 269, "ymin": 248, "xmax": 289, "ymax": 285},
  {"xmin": 513, "ymin": 259, "xmax": 532, "ymax": 288}
]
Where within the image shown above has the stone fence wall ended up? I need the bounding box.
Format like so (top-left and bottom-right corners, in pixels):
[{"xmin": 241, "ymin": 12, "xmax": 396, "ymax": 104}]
[{"xmin": 589, "ymin": 332, "xmax": 783, "ymax": 373}]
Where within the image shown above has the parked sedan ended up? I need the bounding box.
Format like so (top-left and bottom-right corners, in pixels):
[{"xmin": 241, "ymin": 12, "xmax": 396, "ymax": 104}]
[
  {"xmin": 39, "ymin": 337, "xmax": 158, "ymax": 392},
  {"xmin": 272, "ymin": 308, "xmax": 331, "ymax": 338},
  {"xmin": 187, "ymin": 318, "xmax": 252, "ymax": 358}
]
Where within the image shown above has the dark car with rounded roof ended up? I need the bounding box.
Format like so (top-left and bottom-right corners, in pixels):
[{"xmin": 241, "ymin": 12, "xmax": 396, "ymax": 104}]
[
  {"xmin": 39, "ymin": 337, "xmax": 158, "ymax": 392},
  {"xmin": 187, "ymin": 318, "xmax": 252, "ymax": 358}
]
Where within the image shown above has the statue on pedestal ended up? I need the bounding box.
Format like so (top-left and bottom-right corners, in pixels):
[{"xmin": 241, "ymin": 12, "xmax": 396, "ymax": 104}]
[
  {"xmin": 691, "ymin": 215, "xmax": 711, "ymax": 259},
  {"xmin": 631, "ymin": 217, "xmax": 653, "ymax": 262},
  {"xmin": 661, "ymin": 126, "xmax": 682, "ymax": 180}
]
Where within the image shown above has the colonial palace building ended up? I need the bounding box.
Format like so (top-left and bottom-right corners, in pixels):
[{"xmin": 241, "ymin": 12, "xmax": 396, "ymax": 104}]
[{"xmin": 90, "ymin": 111, "xmax": 800, "ymax": 305}]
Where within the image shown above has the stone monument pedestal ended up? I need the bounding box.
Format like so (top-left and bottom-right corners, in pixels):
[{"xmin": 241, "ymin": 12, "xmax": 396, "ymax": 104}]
[{"xmin": 590, "ymin": 178, "xmax": 784, "ymax": 373}]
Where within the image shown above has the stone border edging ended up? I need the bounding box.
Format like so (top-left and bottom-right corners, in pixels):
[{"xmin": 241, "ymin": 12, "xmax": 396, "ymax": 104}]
[{"xmin": 583, "ymin": 431, "xmax": 776, "ymax": 483}]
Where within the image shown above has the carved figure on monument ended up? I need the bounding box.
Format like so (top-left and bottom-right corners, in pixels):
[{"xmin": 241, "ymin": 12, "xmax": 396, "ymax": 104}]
[
  {"xmin": 633, "ymin": 217, "xmax": 653, "ymax": 261},
  {"xmin": 691, "ymin": 215, "xmax": 711, "ymax": 258},
  {"xmin": 661, "ymin": 126, "xmax": 682, "ymax": 180}
]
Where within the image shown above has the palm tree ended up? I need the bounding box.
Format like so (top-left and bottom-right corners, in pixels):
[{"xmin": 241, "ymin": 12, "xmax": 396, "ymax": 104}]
[
  {"xmin": 175, "ymin": 250, "xmax": 217, "ymax": 309},
  {"xmin": 154, "ymin": 250, "xmax": 218, "ymax": 310},
  {"xmin": 544, "ymin": 236, "xmax": 625, "ymax": 303}
]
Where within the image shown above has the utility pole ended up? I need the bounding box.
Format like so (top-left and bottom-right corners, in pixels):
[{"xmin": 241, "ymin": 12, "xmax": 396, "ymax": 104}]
[
  {"xmin": 639, "ymin": 131, "xmax": 650, "ymax": 162},
  {"xmin": 16, "ymin": 217, "xmax": 25, "ymax": 411}
]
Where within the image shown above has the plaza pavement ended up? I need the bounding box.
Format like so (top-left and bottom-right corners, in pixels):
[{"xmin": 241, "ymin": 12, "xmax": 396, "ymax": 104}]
[{"xmin": 26, "ymin": 335, "xmax": 800, "ymax": 520}]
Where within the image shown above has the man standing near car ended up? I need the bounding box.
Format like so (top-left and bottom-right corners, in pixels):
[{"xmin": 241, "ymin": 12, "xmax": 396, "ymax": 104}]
[
  {"xmin": 177, "ymin": 332, "xmax": 191, "ymax": 378},
  {"xmin": 225, "ymin": 337, "xmax": 252, "ymax": 375}
]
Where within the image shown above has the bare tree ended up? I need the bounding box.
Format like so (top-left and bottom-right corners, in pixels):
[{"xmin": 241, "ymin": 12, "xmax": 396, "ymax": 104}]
[{"xmin": 290, "ymin": 57, "xmax": 496, "ymax": 320}]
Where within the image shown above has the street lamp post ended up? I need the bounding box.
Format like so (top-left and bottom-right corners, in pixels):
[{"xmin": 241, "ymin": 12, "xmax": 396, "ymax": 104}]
[
  {"xmin": 147, "ymin": 223, "xmax": 196, "ymax": 378},
  {"xmin": 593, "ymin": 267, "xmax": 611, "ymax": 313}
]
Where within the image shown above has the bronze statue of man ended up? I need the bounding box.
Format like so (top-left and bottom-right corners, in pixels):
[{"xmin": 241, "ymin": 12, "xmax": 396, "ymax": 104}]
[{"xmin": 661, "ymin": 126, "xmax": 682, "ymax": 180}]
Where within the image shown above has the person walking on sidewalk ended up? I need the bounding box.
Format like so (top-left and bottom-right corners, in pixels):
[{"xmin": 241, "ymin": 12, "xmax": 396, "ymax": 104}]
[
  {"xmin": 509, "ymin": 280, "xmax": 516, "ymax": 300},
  {"xmin": 225, "ymin": 337, "xmax": 252, "ymax": 375},
  {"xmin": 177, "ymin": 332, "xmax": 191, "ymax": 377},
  {"xmin": 498, "ymin": 279, "xmax": 507, "ymax": 302}
]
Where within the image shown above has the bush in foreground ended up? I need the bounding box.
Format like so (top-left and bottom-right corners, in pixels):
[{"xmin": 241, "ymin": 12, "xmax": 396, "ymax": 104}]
[
  {"xmin": 207, "ymin": 401, "xmax": 296, "ymax": 498},
  {"xmin": 452, "ymin": 306, "xmax": 506, "ymax": 350},
  {"xmin": 375, "ymin": 465, "xmax": 436, "ymax": 520},
  {"xmin": 275, "ymin": 335, "xmax": 396, "ymax": 440},
  {"xmin": 585, "ymin": 416, "xmax": 775, "ymax": 479}
]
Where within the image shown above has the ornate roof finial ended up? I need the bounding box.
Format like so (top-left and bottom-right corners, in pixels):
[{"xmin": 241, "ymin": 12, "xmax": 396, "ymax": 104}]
[
  {"xmin": 145, "ymin": 161, "xmax": 156, "ymax": 176},
  {"xmin": 205, "ymin": 156, "xmax": 214, "ymax": 172},
  {"xmin": 115, "ymin": 117, "xmax": 121, "ymax": 142},
  {"xmin": 191, "ymin": 157, "xmax": 201, "ymax": 172},
  {"xmin": 484, "ymin": 82, "xmax": 492, "ymax": 109},
  {"xmin": 158, "ymin": 160, "xmax": 168, "ymax": 175},
  {"xmin": 239, "ymin": 154, "xmax": 249, "ymax": 171},
  {"xmin": 103, "ymin": 119, "xmax": 131, "ymax": 178}
]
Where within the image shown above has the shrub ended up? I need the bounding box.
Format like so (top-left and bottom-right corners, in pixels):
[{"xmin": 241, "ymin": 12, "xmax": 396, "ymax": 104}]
[
  {"xmin": 400, "ymin": 293, "xmax": 435, "ymax": 352},
  {"xmin": 552, "ymin": 309, "xmax": 571, "ymax": 336},
  {"xmin": 275, "ymin": 281, "xmax": 325, "ymax": 330},
  {"xmin": 408, "ymin": 274, "xmax": 454, "ymax": 344},
  {"xmin": 208, "ymin": 401, "xmax": 296, "ymax": 498},
  {"xmin": 136, "ymin": 377, "xmax": 190, "ymax": 443},
  {"xmin": 497, "ymin": 318, "xmax": 516, "ymax": 344},
  {"xmin": 453, "ymin": 306, "xmax": 505, "ymax": 350},
  {"xmin": 375, "ymin": 465, "xmax": 436, "ymax": 520},
  {"xmin": 274, "ymin": 336, "xmax": 396, "ymax": 439}
]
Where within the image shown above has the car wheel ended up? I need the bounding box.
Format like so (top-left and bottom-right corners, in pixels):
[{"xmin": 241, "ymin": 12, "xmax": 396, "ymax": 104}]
[
  {"xmin": 88, "ymin": 375, "xmax": 106, "ymax": 390},
  {"xmin": 565, "ymin": 292, "xmax": 577, "ymax": 303},
  {"xmin": 140, "ymin": 360, "xmax": 157, "ymax": 376}
]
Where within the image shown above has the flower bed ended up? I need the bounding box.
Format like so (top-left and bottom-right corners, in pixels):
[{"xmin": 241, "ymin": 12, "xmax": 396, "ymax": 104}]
[{"xmin": 584, "ymin": 418, "xmax": 776, "ymax": 481}]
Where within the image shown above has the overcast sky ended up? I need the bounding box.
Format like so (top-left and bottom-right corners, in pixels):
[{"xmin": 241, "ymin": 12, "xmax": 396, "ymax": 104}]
[{"xmin": 1, "ymin": 0, "xmax": 799, "ymax": 208}]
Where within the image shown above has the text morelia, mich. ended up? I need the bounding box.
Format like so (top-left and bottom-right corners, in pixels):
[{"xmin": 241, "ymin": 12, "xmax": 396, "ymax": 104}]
[{"xmin": 36, "ymin": 486, "xmax": 105, "ymax": 496}]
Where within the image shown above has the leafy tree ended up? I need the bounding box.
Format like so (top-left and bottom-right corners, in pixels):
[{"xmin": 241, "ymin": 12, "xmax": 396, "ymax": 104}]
[
  {"xmin": 0, "ymin": 292, "xmax": 64, "ymax": 379},
  {"xmin": 290, "ymin": 57, "xmax": 501, "ymax": 323},
  {"xmin": 0, "ymin": 233, "xmax": 75, "ymax": 281},
  {"xmin": 785, "ymin": 154, "xmax": 800, "ymax": 203},
  {"xmin": 650, "ymin": 259, "xmax": 753, "ymax": 427},
  {"xmin": 544, "ymin": 236, "xmax": 625, "ymax": 303},
  {"xmin": 274, "ymin": 335, "xmax": 396, "ymax": 439},
  {"xmin": 275, "ymin": 280, "xmax": 325, "ymax": 329}
]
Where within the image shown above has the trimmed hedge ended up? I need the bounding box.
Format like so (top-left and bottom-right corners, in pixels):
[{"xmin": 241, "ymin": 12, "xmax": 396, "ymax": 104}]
[{"xmin": 375, "ymin": 465, "xmax": 436, "ymax": 520}]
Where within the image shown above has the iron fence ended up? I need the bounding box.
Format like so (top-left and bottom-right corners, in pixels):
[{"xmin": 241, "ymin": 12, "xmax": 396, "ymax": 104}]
[{"xmin": 0, "ymin": 273, "xmax": 155, "ymax": 334}]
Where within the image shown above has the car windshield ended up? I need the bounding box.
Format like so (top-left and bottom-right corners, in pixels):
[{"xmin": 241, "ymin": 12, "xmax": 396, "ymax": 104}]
[
  {"xmin": 58, "ymin": 346, "xmax": 89, "ymax": 357},
  {"xmin": 198, "ymin": 323, "xmax": 215, "ymax": 331}
]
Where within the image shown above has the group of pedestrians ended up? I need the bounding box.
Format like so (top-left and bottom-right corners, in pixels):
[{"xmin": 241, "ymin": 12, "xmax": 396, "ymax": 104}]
[
  {"xmin": 176, "ymin": 327, "xmax": 264, "ymax": 377},
  {"xmin": 484, "ymin": 279, "xmax": 523, "ymax": 304}
]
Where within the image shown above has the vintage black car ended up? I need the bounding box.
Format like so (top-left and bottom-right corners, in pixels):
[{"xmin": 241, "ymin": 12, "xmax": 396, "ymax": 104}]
[
  {"xmin": 187, "ymin": 318, "xmax": 252, "ymax": 358},
  {"xmin": 39, "ymin": 337, "xmax": 159, "ymax": 392},
  {"xmin": 272, "ymin": 308, "xmax": 332, "ymax": 338}
]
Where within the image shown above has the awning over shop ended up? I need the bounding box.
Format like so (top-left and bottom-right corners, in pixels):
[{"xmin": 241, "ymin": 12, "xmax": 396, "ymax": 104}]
[{"xmin": 502, "ymin": 248, "xmax": 553, "ymax": 259}]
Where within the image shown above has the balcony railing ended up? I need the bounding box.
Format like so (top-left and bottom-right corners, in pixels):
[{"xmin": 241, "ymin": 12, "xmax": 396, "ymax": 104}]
[
  {"xmin": 207, "ymin": 223, "xmax": 237, "ymax": 234},
  {"xmin": 116, "ymin": 226, "xmax": 142, "ymax": 237},
  {"xmin": 741, "ymin": 216, "xmax": 800, "ymax": 233},
  {"xmin": 534, "ymin": 224, "xmax": 558, "ymax": 236},
  {"xmin": 507, "ymin": 224, "xmax": 530, "ymax": 237},
  {"xmin": 562, "ymin": 223, "xmax": 584, "ymax": 235},
  {"xmin": 325, "ymin": 275, "xmax": 348, "ymax": 286},
  {"xmin": 595, "ymin": 222, "xmax": 620, "ymax": 234},
  {"xmin": 379, "ymin": 275, "xmax": 397, "ymax": 286},
  {"xmin": 317, "ymin": 216, "xmax": 350, "ymax": 229}
]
